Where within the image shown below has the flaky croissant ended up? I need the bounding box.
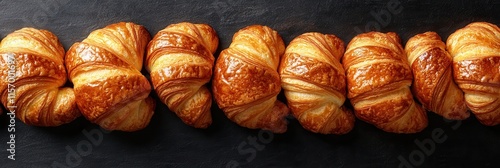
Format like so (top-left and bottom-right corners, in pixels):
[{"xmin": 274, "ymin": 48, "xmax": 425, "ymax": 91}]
[
  {"xmin": 66, "ymin": 22, "xmax": 155, "ymax": 131},
  {"xmin": 405, "ymin": 32, "xmax": 469, "ymax": 120},
  {"xmin": 146, "ymin": 22, "xmax": 218, "ymax": 128},
  {"xmin": 213, "ymin": 25, "xmax": 290, "ymax": 133},
  {"xmin": 446, "ymin": 22, "xmax": 500, "ymax": 126},
  {"xmin": 342, "ymin": 32, "xmax": 427, "ymax": 133},
  {"xmin": 0, "ymin": 28, "xmax": 80, "ymax": 126},
  {"xmin": 279, "ymin": 32, "xmax": 355, "ymax": 134}
]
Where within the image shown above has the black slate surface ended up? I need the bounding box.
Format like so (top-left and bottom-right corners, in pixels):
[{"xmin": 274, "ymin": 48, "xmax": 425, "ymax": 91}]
[{"xmin": 0, "ymin": 0, "xmax": 499, "ymax": 167}]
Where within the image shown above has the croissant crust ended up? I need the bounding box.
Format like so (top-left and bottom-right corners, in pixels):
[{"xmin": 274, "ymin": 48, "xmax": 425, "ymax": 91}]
[
  {"xmin": 66, "ymin": 22, "xmax": 155, "ymax": 131},
  {"xmin": 279, "ymin": 32, "xmax": 355, "ymax": 134},
  {"xmin": 146, "ymin": 22, "xmax": 219, "ymax": 128},
  {"xmin": 213, "ymin": 25, "xmax": 289, "ymax": 133},
  {"xmin": 343, "ymin": 32, "xmax": 428, "ymax": 133},
  {"xmin": 446, "ymin": 22, "xmax": 500, "ymax": 126},
  {"xmin": 0, "ymin": 28, "xmax": 80, "ymax": 126},
  {"xmin": 405, "ymin": 31, "xmax": 469, "ymax": 120}
]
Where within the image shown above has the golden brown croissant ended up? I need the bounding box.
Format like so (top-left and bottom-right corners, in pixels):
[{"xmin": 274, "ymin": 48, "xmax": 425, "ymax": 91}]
[
  {"xmin": 405, "ymin": 32, "xmax": 469, "ymax": 120},
  {"xmin": 66, "ymin": 22, "xmax": 155, "ymax": 131},
  {"xmin": 146, "ymin": 22, "xmax": 218, "ymax": 128},
  {"xmin": 0, "ymin": 28, "xmax": 80, "ymax": 126},
  {"xmin": 213, "ymin": 25, "xmax": 290, "ymax": 133},
  {"xmin": 342, "ymin": 32, "xmax": 427, "ymax": 133},
  {"xmin": 279, "ymin": 32, "xmax": 355, "ymax": 134},
  {"xmin": 446, "ymin": 22, "xmax": 500, "ymax": 126}
]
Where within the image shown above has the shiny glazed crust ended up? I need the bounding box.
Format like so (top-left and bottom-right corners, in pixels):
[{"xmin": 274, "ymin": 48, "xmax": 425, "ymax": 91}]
[
  {"xmin": 0, "ymin": 28, "xmax": 80, "ymax": 126},
  {"xmin": 213, "ymin": 25, "xmax": 290, "ymax": 133},
  {"xmin": 146, "ymin": 22, "xmax": 219, "ymax": 128},
  {"xmin": 405, "ymin": 31, "xmax": 469, "ymax": 120},
  {"xmin": 66, "ymin": 22, "xmax": 155, "ymax": 131},
  {"xmin": 279, "ymin": 32, "xmax": 355, "ymax": 134},
  {"xmin": 343, "ymin": 32, "xmax": 428, "ymax": 133},
  {"xmin": 446, "ymin": 22, "xmax": 500, "ymax": 126}
]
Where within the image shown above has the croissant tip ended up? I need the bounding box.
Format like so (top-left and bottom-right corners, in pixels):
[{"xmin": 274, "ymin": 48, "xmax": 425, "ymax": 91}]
[{"xmin": 181, "ymin": 113, "xmax": 213, "ymax": 129}]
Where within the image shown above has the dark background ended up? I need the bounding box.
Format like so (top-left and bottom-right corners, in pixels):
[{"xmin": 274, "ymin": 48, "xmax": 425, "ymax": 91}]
[{"xmin": 0, "ymin": 0, "xmax": 499, "ymax": 167}]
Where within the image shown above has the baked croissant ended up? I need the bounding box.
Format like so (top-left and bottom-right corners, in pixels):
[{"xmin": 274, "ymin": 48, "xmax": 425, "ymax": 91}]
[
  {"xmin": 405, "ymin": 32, "xmax": 469, "ymax": 120},
  {"xmin": 0, "ymin": 28, "xmax": 80, "ymax": 126},
  {"xmin": 342, "ymin": 32, "xmax": 427, "ymax": 133},
  {"xmin": 146, "ymin": 22, "xmax": 218, "ymax": 128},
  {"xmin": 66, "ymin": 22, "xmax": 155, "ymax": 131},
  {"xmin": 279, "ymin": 32, "xmax": 355, "ymax": 134},
  {"xmin": 213, "ymin": 25, "xmax": 290, "ymax": 133},
  {"xmin": 446, "ymin": 22, "xmax": 500, "ymax": 126}
]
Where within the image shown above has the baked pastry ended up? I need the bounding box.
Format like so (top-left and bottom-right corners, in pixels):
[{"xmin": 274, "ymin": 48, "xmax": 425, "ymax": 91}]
[
  {"xmin": 0, "ymin": 28, "xmax": 80, "ymax": 126},
  {"xmin": 446, "ymin": 22, "xmax": 500, "ymax": 126},
  {"xmin": 405, "ymin": 31, "xmax": 469, "ymax": 120},
  {"xmin": 279, "ymin": 32, "xmax": 355, "ymax": 134},
  {"xmin": 66, "ymin": 22, "xmax": 154, "ymax": 131},
  {"xmin": 342, "ymin": 32, "xmax": 427, "ymax": 133},
  {"xmin": 212, "ymin": 25, "xmax": 289, "ymax": 133},
  {"xmin": 146, "ymin": 22, "xmax": 218, "ymax": 128}
]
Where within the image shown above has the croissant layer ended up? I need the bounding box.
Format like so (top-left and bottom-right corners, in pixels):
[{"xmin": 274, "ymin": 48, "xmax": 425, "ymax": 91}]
[
  {"xmin": 405, "ymin": 32, "xmax": 469, "ymax": 120},
  {"xmin": 66, "ymin": 22, "xmax": 154, "ymax": 131},
  {"xmin": 213, "ymin": 25, "xmax": 289, "ymax": 133},
  {"xmin": 146, "ymin": 22, "xmax": 218, "ymax": 128},
  {"xmin": 343, "ymin": 32, "xmax": 427, "ymax": 133},
  {"xmin": 0, "ymin": 28, "xmax": 80, "ymax": 126},
  {"xmin": 446, "ymin": 22, "xmax": 500, "ymax": 126},
  {"xmin": 279, "ymin": 32, "xmax": 355, "ymax": 134}
]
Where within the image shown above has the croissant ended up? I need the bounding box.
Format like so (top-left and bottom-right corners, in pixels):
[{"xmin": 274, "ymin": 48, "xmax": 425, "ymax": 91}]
[
  {"xmin": 146, "ymin": 22, "xmax": 218, "ymax": 128},
  {"xmin": 279, "ymin": 32, "xmax": 355, "ymax": 134},
  {"xmin": 446, "ymin": 22, "xmax": 500, "ymax": 126},
  {"xmin": 0, "ymin": 28, "xmax": 80, "ymax": 126},
  {"xmin": 405, "ymin": 32, "xmax": 469, "ymax": 120},
  {"xmin": 66, "ymin": 22, "xmax": 155, "ymax": 131},
  {"xmin": 342, "ymin": 32, "xmax": 427, "ymax": 133},
  {"xmin": 213, "ymin": 25, "xmax": 290, "ymax": 133}
]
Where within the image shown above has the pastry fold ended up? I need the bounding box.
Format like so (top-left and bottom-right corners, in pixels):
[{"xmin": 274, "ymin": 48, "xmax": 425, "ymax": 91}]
[
  {"xmin": 279, "ymin": 32, "xmax": 355, "ymax": 134},
  {"xmin": 405, "ymin": 31, "xmax": 469, "ymax": 120},
  {"xmin": 66, "ymin": 22, "xmax": 154, "ymax": 131},
  {"xmin": 0, "ymin": 28, "xmax": 80, "ymax": 126},
  {"xmin": 446, "ymin": 22, "xmax": 500, "ymax": 126},
  {"xmin": 146, "ymin": 22, "xmax": 218, "ymax": 128},
  {"xmin": 213, "ymin": 25, "xmax": 290, "ymax": 133},
  {"xmin": 343, "ymin": 32, "xmax": 428, "ymax": 133}
]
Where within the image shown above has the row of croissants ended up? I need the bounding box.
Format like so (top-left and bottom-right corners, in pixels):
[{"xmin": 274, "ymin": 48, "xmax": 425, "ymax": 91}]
[{"xmin": 0, "ymin": 21, "xmax": 498, "ymax": 134}]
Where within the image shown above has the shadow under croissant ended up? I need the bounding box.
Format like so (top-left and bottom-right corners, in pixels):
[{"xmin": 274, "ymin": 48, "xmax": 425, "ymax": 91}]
[
  {"xmin": 284, "ymin": 118, "xmax": 357, "ymax": 143},
  {"xmin": 19, "ymin": 117, "xmax": 90, "ymax": 136}
]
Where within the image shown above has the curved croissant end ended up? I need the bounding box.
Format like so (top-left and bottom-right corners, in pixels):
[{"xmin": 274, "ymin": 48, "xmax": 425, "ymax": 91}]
[
  {"xmin": 66, "ymin": 22, "xmax": 155, "ymax": 131},
  {"xmin": 279, "ymin": 32, "xmax": 355, "ymax": 134},
  {"xmin": 446, "ymin": 22, "xmax": 500, "ymax": 126},
  {"xmin": 0, "ymin": 28, "xmax": 80, "ymax": 126},
  {"xmin": 213, "ymin": 25, "xmax": 290, "ymax": 133},
  {"xmin": 405, "ymin": 31, "xmax": 469, "ymax": 120},
  {"xmin": 343, "ymin": 32, "xmax": 427, "ymax": 133},
  {"xmin": 146, "ymin": 22, "xmax": 219, "ymax": 128}
]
